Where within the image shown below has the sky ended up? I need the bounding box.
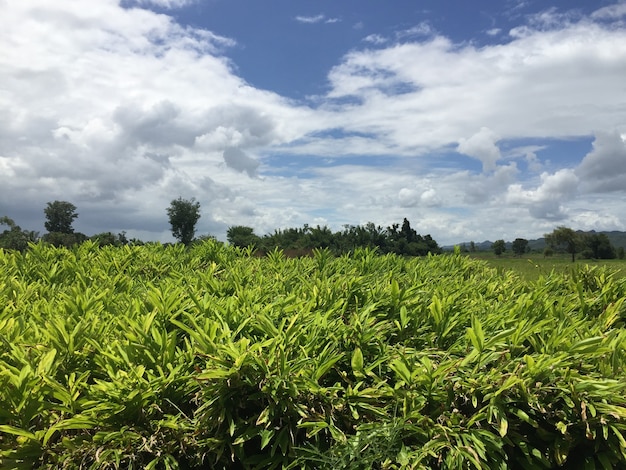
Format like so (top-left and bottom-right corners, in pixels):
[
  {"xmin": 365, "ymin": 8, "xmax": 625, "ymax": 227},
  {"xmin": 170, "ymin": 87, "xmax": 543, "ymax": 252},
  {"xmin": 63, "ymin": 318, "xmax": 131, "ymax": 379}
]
[{"xmin": 1, "ymin": 0, "xmax": 626, "ymax": 245}]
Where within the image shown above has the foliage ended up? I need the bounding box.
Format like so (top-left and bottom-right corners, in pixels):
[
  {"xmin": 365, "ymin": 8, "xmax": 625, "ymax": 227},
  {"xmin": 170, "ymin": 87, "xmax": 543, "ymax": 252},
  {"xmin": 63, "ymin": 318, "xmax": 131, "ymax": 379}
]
[
  {"xmin": 90, "ymin": 232, "xmax": 129, "ymax": 247},
  {"xmin": 233, "ymin": 219, "xmax": 440, "ymax": 257},
  {"xmin": 227, "ymin": 225, "xmax": 261, "ymax": 249},
  {"xmin": 44, "ymin": 201, "xmax": 78, "ymax": 234},
  {"xmin": 511, "ymin": 238, "xmax": 529, "ymax": 256},
  {"xmin": 1, "ymin": 241, "xmax": 626, "ymax": 468},
  {"xmin": 0, "ymin": 217, "xmax": 38, "ymax": 252},
  {"xmin": 166, "ymin": 197, "xmax": 201, "ymax": 246},
  {"xmin": 492, "ymin": 239, "xmax": 506, "ymax": 256},
  {"xmin": 41, "ymin": 231, "xmax": 88, "ymax": 248},
  {"xmin": 582, "ymin": 233, "xmax": 617, "ymax": 260},
  {"xmin": 545, "ymin": 226, "xmax": 583, "ymax": 262}
]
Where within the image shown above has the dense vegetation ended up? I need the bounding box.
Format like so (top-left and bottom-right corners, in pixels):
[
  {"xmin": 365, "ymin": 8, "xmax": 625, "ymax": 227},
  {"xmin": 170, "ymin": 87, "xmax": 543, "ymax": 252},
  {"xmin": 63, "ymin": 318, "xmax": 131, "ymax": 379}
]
[
  {"xmin": 2, "ymin": 241, "xmax": 626, "ymax": 469},
  {"xmin": 227, "ymin": 218, "xmax": 441, "ymax": 257}
]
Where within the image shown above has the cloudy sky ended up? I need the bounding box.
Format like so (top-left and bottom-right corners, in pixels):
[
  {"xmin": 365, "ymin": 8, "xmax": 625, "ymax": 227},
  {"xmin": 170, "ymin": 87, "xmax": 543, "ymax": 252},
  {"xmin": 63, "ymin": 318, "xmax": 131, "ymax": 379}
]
[{"xmin": 1, "ymin": 0, "xmax": 625, "ymax": 245}]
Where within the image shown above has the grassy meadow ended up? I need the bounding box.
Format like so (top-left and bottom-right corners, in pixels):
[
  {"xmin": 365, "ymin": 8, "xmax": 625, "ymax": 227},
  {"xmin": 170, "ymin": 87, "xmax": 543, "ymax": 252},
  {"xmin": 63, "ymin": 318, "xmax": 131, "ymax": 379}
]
[
  {"xmin": 1, "ymin": 241, "xmax": 626, "ymax": 469},
  {"xmin": 469, "ymin": 252, "xmax": 626, "ymax": 282}
]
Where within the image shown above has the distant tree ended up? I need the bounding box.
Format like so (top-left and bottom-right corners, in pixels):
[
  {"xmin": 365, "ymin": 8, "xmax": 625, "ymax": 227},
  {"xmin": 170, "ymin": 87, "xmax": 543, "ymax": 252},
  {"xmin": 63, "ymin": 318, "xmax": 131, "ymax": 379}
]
[
  {"xmin": 0, "ymin": 216, "xmax": 38, "ymax": 251},
  {"xmin": 227, "ymin": 225, "xmax": 261, "ymax": 249},
  {"xmin": 90, "ymin": 232, "xmax": 129, "ymax": 247},
  {"xmin": 469, "ymin": 241, "xmax": 476, "ymax": 252},
  {"xmin": 545, "ymin": 226, "xmax": 582, "ymax": 262},
  {"xmin": 618, "ymin": 247, "xmax": 625, "ymax": 260},
  {"xmin": 400, "ymin": 218, "xmax": 417, "ymax": 243},
  {"xmin": 44, "ymin": 200, "xmax": 78, "ymax": 234},
  {"xmin": 511, "ymin": 238, "xmax": 529, "ymax": 256},
  {"xmin": 492, "ymin": 239, "xmax": 506, "ymax": 256},
  {"xmin": 166, "ymin": 197, "xmax": 201, "ymax": 246},
  {"xmin": 582, "ymin": 233, "xmax": 616, "ymax": 259},
  {"xmin": 543, "ymin": 247, "xmax": 554, "ymax": 258},
  {"xmin": 304, "ymin": 225, "xmax": 335, "ymax": 249},
  {"xmin": 42, "ymin": 231, "xmax": 87, "ymax": 248}
]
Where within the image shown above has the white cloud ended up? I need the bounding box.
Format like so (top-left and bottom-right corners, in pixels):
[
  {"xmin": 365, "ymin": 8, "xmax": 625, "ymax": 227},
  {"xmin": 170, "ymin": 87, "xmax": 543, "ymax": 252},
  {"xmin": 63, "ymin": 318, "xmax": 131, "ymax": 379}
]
[
  {"xmin": 294, "ymin": 14, "xmax": 340, "ymax": 24},
  {"xmin": 576, "ymin": 131, "xmax": 626, "ymax": 193},
  {"xmin": 592, "ymin": 2, "xmax": 626, "ymax": 20},
  {"xmin": 325, "ymin": 21, "xmax": 626, "ymax": 156},
  {"xmin": 223, "ymin": 147, "xmax": 260, "ymax": 177},
  {"xmin": 398, "ymin": 187, "xmax": 441, "ymax": 208},
  {"xmin": 506, "ymin": 169, "xmax": 579, "ymax": 220},
  {"xmin": 1, "ymin": 1, "xmax": 626, "ymax": 245},
  {"xmin": 397, "ymin": 22, "xmax": 435, "ymax": 39},
  {"xmin": 128, "ymin": 0, "xmax": 196, "ymax": 8},
  {"xmin": 363, "ymin": 34, "xmax": 388, "ymax": 45},
  {"xmin": 457, "ymin": 127, "xmax": 501, "ymax": 172}
]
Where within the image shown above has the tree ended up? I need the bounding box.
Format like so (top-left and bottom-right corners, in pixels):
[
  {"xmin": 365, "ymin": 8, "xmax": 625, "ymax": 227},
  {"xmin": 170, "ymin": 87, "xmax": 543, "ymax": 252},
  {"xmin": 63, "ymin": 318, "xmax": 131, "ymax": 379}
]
[
  {"xmin": 227, "ymin": 225, "xmax": 260, "ymax": 249},
  {"xmin": 492, "ymin": 239, "xmax": 506, "ymax": 256},
  {"xmin": 582, "ymin": 233, "xmax": 616, "ymax": 259},
  {"xmin": 166, "ymin": 197, "xmax": 201, "ymax": 245},
  {"xmin": 0, "ymin": 216, "xmax": 38, "ymax": 251},
  {"xmin": 44, "ymin": 201, "xmax": 78, "ymax": 234},
  {"xmin": 545, "ymin": 226, "xmax": 582, "ymax": 262},
  {"xmin": 511, "ymin": 238, "xmax": 529, "ymax": 256}
]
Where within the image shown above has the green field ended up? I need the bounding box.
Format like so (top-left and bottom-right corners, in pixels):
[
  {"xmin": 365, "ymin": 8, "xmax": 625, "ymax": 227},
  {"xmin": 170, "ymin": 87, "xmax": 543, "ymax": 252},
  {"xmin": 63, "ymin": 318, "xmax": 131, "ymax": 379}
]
[
  {"xmin": 1, "ymin": 241, "xmax": 626, "ymax": 469},
  {"xmin": 469, "ymin": 252, "xmax": 626, "ymax": 282}
]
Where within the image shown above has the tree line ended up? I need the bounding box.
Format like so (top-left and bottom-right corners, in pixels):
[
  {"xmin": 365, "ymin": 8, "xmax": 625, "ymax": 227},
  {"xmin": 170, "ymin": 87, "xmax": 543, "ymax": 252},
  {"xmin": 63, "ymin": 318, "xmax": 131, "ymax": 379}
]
[
  {"xmin": 487, "ymin": 226, "xmax": 624, "ymax": 261},
  {"xmin": 226, "ymin": 218, "xmax": 441, "ymax": 256},
  {"xmin": 0, "ymin": 198, "xmax": 441, "ymax": 256},
  {"xmin": 2, "ymin": 199, "xmax": 623, "ymax": 260}
]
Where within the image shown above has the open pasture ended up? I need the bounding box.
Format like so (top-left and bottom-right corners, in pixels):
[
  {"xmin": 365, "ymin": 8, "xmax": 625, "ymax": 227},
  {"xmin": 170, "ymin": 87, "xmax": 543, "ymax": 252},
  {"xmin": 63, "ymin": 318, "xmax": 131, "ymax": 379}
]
[{"xmin": 470, "ymin": 252, "xmax": 626, "ymax": 282}]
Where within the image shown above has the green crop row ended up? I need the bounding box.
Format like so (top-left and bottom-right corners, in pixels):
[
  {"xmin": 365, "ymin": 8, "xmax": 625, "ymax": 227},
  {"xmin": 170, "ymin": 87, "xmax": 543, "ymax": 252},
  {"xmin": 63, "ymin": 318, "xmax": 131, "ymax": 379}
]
[{"xmin": 1, "ymin": 240, "xmax": 626, "ymax": 469}]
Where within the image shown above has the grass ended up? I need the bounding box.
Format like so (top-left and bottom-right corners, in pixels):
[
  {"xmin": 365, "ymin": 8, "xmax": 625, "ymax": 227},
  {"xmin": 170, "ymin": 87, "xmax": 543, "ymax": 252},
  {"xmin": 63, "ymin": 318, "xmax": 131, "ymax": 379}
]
[{"xmin": 469, "ymin": 251, "xmax": 626, "ymax": 281}]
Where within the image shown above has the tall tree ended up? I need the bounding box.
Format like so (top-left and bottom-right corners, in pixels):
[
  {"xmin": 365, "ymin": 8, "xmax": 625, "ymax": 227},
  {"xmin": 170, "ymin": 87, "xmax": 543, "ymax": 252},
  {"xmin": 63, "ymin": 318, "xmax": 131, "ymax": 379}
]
[
  {"xmin": 511, "ymin": 238, "xmax": 529, "ymax": 256},
  {"xmin": 166, "ymin": 197, "xmax": 201, "ymax": 245},
  {"xmin": 545, "ymin": 226, "xmax": 581, "ymax": 262},
  {"xmin": 227, "ymin": 225, "xmax": 260, "ymax": 249},
  {"xmin": 44, "ymin": 200, "xmax": 78, "ymax": 234},
  {"xmin": 492, "ymin": 239, "xmax": 506, "ymax": 256}
]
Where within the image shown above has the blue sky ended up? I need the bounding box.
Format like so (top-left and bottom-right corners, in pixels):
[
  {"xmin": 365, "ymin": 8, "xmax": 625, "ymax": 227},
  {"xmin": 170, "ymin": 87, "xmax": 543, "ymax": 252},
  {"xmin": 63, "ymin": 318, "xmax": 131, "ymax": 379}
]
[{"xmin": 1, "ymin": 0, "xmax": 625, "ymax": 245}]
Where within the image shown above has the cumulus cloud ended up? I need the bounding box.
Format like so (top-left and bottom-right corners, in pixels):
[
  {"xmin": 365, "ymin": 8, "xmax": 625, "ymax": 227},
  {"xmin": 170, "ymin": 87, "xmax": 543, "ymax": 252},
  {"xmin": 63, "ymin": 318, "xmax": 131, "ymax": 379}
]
[
  {"xmin": 457, "ymin": 127, "xmax": 501, "ymax": 172},
  {"xmin": 325, "ymin": 17, "xmax": 626, "ymax": 155},
  {"xmin": 223, "ymin": 147, "xmax": 260, "ymax": 177},
  {"xmin": 1, "ymin": 1, "xmax": 626, "ymax": 245},
  {"xmin": 576, "ymin": 131, "xmax": 626, "ymax": 193},
  {"xmin": 0, "ymin": 0, "xmax": 311, "ymax": 238},
  {"xmin": 398, "ymin": 187, "xmax": 441, "ymax": 207},
  {"xmin": 506, "ymin": 169, "xmax": 579, "ymax": 220}
]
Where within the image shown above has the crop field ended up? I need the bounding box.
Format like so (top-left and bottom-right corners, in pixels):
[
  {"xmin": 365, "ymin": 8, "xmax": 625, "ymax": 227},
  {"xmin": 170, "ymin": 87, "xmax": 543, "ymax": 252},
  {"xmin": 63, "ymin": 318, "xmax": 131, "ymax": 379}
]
[{"xmin": 1, "ymin": 241, "xmax": 626, "ymax": 469}]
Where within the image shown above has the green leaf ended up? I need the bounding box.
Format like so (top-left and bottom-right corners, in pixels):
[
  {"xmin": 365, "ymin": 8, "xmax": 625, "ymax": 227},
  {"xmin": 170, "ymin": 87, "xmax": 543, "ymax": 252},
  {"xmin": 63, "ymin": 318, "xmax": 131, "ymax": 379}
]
[
  {"xmin": 498, "ymin": 415, "xmax": 508, "ymax": 437},
  {"xmin": 390, "ymin": 358, "xmax": 412, "ymax": 384},
  {"xmin": 36, "ymin": 348, "xmax": 57, "ymax": 376},
  {"xmin": 351, "ymin": 347, "xmax": 364, "ymax": 374},
  {"xmin": 0, "ymin": 425, "xmax": 37, "ymax": 441}
]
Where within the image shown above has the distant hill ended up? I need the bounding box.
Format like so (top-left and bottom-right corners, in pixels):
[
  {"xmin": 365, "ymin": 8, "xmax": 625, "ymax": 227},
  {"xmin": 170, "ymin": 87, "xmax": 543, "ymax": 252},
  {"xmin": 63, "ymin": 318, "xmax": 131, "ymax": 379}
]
[{"xmin": 444, "ymin": 230, "xmax": 626, "ymax": 252}]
